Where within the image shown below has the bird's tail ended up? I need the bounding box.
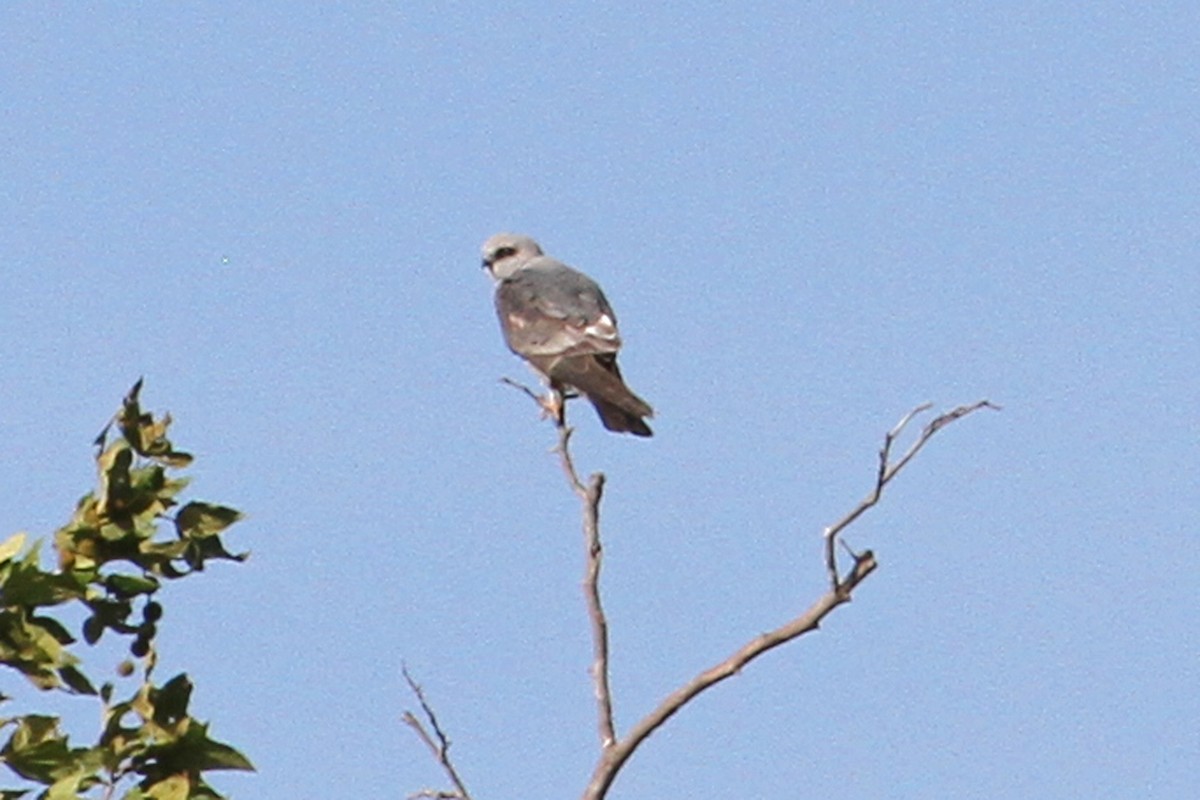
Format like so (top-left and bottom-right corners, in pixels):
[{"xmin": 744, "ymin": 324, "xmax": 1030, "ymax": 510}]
[
  {"xmin": 590, "ymin": 397, "xmax": 653, "ymax": 437},
  {"xmin": 551, "ymin": 355, "xmax": 653, "ymax": 437}
]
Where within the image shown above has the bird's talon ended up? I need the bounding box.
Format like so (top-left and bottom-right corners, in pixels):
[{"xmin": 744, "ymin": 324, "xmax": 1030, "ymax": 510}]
[{"xmin": 538, "ymin": 393, "xmax": 564, "ymax": 425}]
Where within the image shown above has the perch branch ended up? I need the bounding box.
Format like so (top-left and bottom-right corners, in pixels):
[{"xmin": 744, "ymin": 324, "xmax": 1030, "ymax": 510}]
[
  {"xmin": 557, "ymin": 425, "xmax": 618, "ymax": 751},
  {"xmin": 505, "ymin": 378, "xmax": 618, "ymax": 750},
  {"xmin": 402, "ymin": 666, "xmax": 473, "ymax": 800}
]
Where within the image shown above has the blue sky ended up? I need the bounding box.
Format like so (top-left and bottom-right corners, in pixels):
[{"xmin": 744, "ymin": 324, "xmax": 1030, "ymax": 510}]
[{"xmin": 1, "ymin": 3, "xmax": 1196, "ymax": 798}]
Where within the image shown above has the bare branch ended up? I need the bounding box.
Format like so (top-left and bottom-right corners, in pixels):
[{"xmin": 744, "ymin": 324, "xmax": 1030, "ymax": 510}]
[
  {"xmin": 823, "ymin": 400, "xmax": 999, "ymax": 588},
  {"xmin": 506, "ymin": 380, "xmax": 619, "ymax": 750},
  {"xmin": 578, "ymin": 399, "xmax": 996, "ymax": 800},
  {"xmin": 555, "ymin": 425, "xmax": 618, "ymax": 751},
  {"xmin": 579, "ymin": 549, "xmax": 877, "ymax": 800},
  {"xmin": 402, "ymin": 666, "xmax": 473, "ymax": 800},
  {"xmin": 499, "ymin": 376, "xmax": 544, "ymax": 406},
  {"xmin": 504, "ymin": 379, "xmax": 997, "ymax": 800},
  {"xmin": 501, "ymin": 377, "xmax": 573, "ymax": 427}
]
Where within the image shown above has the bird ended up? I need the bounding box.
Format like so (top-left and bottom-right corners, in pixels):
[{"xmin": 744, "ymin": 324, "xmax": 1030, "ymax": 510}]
[{"xmin": 481, "ymin": 233, "xmax": 654, "ymax": 437}]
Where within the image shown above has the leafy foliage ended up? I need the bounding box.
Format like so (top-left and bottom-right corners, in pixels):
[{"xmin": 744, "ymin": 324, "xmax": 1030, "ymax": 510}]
[{"xmin": 0, "ymin": 380, "xmax": 252, "ymax": 798}]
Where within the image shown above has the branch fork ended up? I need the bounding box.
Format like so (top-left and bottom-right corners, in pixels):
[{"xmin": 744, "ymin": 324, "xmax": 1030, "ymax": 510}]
[
  {"xmin": 404, "ymin": 387, "xmax": 998, "ymax": 800},
  {"xmin": 401, "ymin": 666, "xmax": 473, "ymax": 800}
]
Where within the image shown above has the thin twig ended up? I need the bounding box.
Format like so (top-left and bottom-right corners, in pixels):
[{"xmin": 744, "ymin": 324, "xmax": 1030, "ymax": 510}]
[
  {"xmin": 402, "ymin": 666, "xmax": 473, "ymax": 800},
  {"xmin": 500, "ymin": 376, "xmax": 572, "ymax": 426},
  {"xmin": 499, "ymin": 376, "xmax": 544, "ymax": 405},
  {"xmin": 823, "ymin": 400, "xmax": 999, "ymax": 589}
]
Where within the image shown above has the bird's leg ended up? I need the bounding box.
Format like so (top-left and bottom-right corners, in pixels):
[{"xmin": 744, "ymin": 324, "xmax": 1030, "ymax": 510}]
[{"xmin": 539, "ymin": 386, "xmax": 566, "ymax": 426}]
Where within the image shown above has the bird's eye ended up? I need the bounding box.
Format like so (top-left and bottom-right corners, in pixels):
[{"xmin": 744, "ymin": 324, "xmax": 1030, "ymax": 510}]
[{"xmin": 495, "ymin": 246, "xmax": 516, "ymax": 259}]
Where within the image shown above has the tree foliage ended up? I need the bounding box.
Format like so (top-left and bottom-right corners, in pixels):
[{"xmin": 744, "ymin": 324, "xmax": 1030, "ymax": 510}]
[{"xmin": 0, "ymin": 380, "xmax": 252, "ymax": 799}]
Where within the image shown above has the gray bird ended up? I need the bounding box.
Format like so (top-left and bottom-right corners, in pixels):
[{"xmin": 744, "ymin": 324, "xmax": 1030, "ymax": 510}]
[{"xmin": 482, "ymin": 233, "xmax": 654, "ymax": 437}]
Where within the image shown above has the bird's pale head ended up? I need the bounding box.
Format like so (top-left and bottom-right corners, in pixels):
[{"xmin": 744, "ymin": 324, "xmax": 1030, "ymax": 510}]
[{"xmin": 481, "ymin": 233, "xmax": 543, "ymax": 280}]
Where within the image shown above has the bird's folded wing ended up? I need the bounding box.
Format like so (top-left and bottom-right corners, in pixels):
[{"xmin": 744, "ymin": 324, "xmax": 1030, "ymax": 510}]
[{"xmin": 496, "ymin": 265, "xmax": 622, "ymax": 358}]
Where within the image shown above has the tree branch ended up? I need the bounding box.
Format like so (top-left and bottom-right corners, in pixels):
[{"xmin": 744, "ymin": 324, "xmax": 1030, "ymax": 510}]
[
  {"xmin": 556, "ymin": 425, "xmax": 618, "ymax": 751},
  {"xmin": 504, "ymin": 377, "xmax": 618, "ymax": 750},
  {"xmin": 580, "ymin": 551, "xmax": 876, "ymax": 800},
  {"xmin": 402, "ymin": 665, "xmax": 473, "ymax": 800},
  {"xmin": 823, "ymin": 400, "xmax": 999, "ymax": 588},
  {"xmin": 501, "ymin": 380, "xmax": 998, "ymax": 800},
  {"xmin": 578, "ymin": 399, "xmax": 997, "ymax": 800}
]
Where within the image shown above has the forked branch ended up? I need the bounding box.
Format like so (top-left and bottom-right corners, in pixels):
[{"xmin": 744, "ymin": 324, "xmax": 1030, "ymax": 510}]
[
  {"xmin": 823, "ymin": 400, "xmax": 1000, "ymax": 588},
  {"xmin": 577, "ymin": 399, "xmax": 997, "ymax": 800},
  {"xmin": 418, "ymin": 385, "xmax": 998, "ymax": 800},
  {"xmin": 402, "ymin": 665, "xmax": 473, "ymax": 800}
]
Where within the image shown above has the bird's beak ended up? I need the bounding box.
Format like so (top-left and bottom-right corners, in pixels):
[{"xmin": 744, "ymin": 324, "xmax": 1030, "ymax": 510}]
[{"xmin": 481, "ymin": 259, "xmax": 492, "ymax": 271}]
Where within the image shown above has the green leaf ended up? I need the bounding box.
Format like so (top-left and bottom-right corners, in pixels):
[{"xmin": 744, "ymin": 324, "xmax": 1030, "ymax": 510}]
[
  {"xmin": 174, "ymin": 504, "xmax": 243, "ymax": 539},
  {"xmin": 117, "ymin": 379, "xmax": 146, "ymax": 454},
  {"xmin": 152, "ymin": 675, "xmax": 193, "ymax": 727},
  {"xmin": 115, "ymin": 383, "xmax": 193, "ymax": 467},
  {"xmin": 142, "ymin": 774, "xmax": 188, "ymax": 800},
  {"xmin": 175, "ymin": 725, "xmax": 254, "ymax": 772},
  {"xmin": 58, "ymin": 666, "xmax": 97, "ymax": 697},
  {"xmin": 97, "ymin": 444, "xmax": 135, "ymax": 519},
  {"xmin": 45, "ymin": 766, "xmax": 104, "ymax": 800},
  {"xmin": 1, "ymin": 553, "xmax": 82, "ymax": 608},
  {"xmin": 0, "ymin": 533, "xmax": 26, "ymax": 565},
  {"xmin": 182, "ymin": 537, "xmax": 248, "ymax": 573},
  {"xmin": 133, "ymin": 720, "xmax": 254, "ymax": 788},
  {"xmin": 105, "ymin": 574, "xmax": 161, "ymax": 598},
  {"xmin": 5, "ymin": 715, "xmax": 59, "ymax": 748},
  {"xmin": 0, "ymin": 716, "xmax": 75, "ymax": 784},
  {"xmin": 27, "ymin": 616, "xmax": 74, "ymax": 646},
  {"xmin": 84, "ymin": 598, "xmax": 137, "ymax": 637},
  {"xmin": 0, "ymin": 610, "xmax": 90, "ymax": 693},
  {"xmin": 156, "ymin": 451, "xmax": 194, "ymax": 469}
]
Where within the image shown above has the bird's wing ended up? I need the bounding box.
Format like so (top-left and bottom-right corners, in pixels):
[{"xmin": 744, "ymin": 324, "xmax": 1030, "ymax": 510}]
[{"xmin": 495, "ymin": 261, "xmax": 622, "ymax": 359}]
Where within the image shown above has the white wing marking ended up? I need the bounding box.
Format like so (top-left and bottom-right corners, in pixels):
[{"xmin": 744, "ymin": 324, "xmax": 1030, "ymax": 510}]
[{"xmin": 582, "ymin": 313, "xmax": 619, "ymax": 341}]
